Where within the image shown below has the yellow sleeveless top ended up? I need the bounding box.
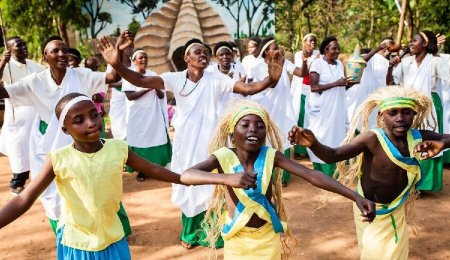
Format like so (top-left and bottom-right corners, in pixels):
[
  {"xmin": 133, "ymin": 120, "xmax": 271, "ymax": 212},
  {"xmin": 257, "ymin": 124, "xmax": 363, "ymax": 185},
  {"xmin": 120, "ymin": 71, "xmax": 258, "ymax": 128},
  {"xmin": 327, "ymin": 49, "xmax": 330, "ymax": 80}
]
[{"xmin": 50, "ymin": 139, "xmax": 128, "ymax": 251}]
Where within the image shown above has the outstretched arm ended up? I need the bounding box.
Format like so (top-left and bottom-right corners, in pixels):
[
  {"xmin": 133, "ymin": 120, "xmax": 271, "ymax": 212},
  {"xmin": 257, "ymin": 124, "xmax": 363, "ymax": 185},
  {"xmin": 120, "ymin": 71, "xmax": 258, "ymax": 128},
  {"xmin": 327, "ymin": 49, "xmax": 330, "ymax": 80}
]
[
  {"xmin": 98, "ymin": 36, "xmax": 165, "ymax": 90},
  {"xmin": 414, "ymin": 131, "xmax": 450, "ymax": 159},
  {"xmin": 0, "ymin": 50, "xmax": 11, "ymax": 98},
  {"xmin": 232, "ymin": 49, "xmax": 284, "ymax": 95},
  {"xmin": 0, "ymin": 157, "xmax": 55, "ymax": 229},
  {"xmin": 288, "ymin": 126, "xmax": 370, "ymax": 163},
  {"xmin": 181, "ymin": 155, "xmax": 257, "ymax": 189},
  {"xmin": 274, "ymin": 151, "xmax": 375, "ymax": 222},
  {"xmin": 126, "ymin": 150, "xmax": 182, "ymax": 184}
]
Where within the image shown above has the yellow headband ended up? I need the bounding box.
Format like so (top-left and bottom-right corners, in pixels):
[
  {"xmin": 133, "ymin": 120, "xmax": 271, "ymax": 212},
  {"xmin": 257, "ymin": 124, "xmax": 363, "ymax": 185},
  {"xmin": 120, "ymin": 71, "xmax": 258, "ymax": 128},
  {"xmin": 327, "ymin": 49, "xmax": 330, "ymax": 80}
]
[
  {"xmin": 303, "ymin": 33, "xmax": 317, "ymax": 42},
  {"xmin": 258, "ymin": 39, "xmax": 275, "ymax": 58},
  {"xmin": 379, "ymin": 97, "xmax": 417, "ymax": 112},
  {"xmin": 44, "ymin": 40, "xmax": 64, "ymax": 54},
  {"xmin": 184, "ymin": 42, "xmax": 204, "ymax": 56},
  {"xmin": 229, "ymin": 106, "xmax": 269, "ymax": 134},
  {"xmin": 215, "ymin": 46, "xmax": 232, "ymax": 56},
  {"xmin": 419, "ymin": 32, "xmax": 429, "ymax": 45}
]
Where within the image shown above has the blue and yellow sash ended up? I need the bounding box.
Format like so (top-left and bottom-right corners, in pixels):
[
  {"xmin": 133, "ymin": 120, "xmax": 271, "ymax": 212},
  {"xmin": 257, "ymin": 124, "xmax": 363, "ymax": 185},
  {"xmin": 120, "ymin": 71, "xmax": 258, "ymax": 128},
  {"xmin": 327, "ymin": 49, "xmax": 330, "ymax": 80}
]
[
  {"xmin": 357, "ymin": 128, "xmax": 422, "ymax": 215},
  {"xmin": 213, "ymin": 146, "xmax": 286, "ymax": 240}
]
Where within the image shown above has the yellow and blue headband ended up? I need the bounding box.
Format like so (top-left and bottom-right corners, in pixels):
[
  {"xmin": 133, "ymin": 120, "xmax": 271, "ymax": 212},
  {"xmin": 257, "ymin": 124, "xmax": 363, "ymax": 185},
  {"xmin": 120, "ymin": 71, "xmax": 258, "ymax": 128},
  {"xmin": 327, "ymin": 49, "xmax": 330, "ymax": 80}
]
[
  {"xmin": 379, "ymin": 97, "xmax": 417, "ymax": 112},
  {"xmin": 229, "ymin": 106, "xmax": 269, "ymax": 134}
]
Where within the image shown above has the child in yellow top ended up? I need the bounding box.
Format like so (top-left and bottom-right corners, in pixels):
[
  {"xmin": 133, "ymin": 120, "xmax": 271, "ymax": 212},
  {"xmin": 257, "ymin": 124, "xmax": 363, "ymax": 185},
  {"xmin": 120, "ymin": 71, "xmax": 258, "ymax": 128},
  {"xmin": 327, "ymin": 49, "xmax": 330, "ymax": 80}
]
[
  {"xmin": 181, "ymin": 100, "xmax": 375, "ymax": 260},
  {"xmin": 0, "ymin": 93, "xmax": 183, "ymax": 259}
]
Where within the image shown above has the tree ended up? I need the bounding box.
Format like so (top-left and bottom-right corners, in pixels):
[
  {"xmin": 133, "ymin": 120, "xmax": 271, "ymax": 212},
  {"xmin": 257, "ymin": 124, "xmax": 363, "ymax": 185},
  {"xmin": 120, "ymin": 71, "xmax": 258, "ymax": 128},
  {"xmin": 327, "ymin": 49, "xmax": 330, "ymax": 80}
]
[
  {"xmin": 127, "ymin": 17, "xmax": 141, "ymax": 35},
  {"xmin": 275, "ymin": 0, "xmax": 449, "ymax": 54},
  {"xmin": 0, "ymin": 0, "xmax": 86, "ymax": 57},
  {"xmin": 82, "ymin": 0, "xmax": 113, "ymax": 38},
  {"xmin": 117, "ymin": 0, "xmax": 166, "ymax": 20},
  {"xmin": 211, "ymin": 0, "xmax": 275, "ymax": 38}
]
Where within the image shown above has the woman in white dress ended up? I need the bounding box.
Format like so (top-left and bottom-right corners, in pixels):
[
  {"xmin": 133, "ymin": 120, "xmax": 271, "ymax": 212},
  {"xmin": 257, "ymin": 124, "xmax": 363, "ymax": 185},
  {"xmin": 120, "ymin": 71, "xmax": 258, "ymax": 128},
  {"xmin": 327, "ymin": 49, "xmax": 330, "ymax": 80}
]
[
  {"xmin": 212, "ymin": 41, "xmax": 247, "ymax": 115},
  {"xmin": 308, "ymin": 36, "xmax": 355, "ymax": 176},
  {"xmin": 291, "ymin": 33, "xmax": 320, "ymax": 159},
  {"xmin": 241, "ymin": 37, "xmax": 261, "ymax": 82},
  {"xmin": 122, "ymin": 49, "xmax": 171, "ymax": 182},
  {"xmin": 251, "ymin": 37, "xmax": 306, "ymax": 185}
]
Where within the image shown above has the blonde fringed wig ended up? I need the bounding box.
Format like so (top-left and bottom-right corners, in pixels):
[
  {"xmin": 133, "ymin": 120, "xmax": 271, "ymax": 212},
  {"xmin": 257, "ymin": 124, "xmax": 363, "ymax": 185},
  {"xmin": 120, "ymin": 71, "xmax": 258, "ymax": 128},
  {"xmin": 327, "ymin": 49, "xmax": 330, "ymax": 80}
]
[
  {"xmin": 203, "ymin": 99, "xmax": 295, "ymax": 259},
  {"xmin": 335, "ymin": 86, "xmax": 434, "ymax": 186}
]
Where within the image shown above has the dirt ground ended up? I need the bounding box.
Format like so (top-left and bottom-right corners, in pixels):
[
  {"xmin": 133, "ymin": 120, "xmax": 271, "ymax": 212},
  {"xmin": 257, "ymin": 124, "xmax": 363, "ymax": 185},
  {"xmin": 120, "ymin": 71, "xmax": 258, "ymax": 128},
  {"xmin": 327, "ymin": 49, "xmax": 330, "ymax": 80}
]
[{"xmin": 0, "ymin": 154, "xmax": 450, "ymax": 260}]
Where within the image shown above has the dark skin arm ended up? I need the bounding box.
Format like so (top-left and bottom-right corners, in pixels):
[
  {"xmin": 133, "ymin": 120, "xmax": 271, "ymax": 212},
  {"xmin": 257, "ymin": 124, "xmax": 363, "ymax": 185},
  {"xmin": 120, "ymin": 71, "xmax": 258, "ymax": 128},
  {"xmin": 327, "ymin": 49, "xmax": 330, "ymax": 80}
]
[
  {"xmin": 386, "ymin": 56, "xmax": 401, "ymax": 85},
  {"xmin": 0, "ymin": 50, "xmax": 11, "ymax": 82},
  {"xmin": 98, "ymin": 35, "xmax": 165, "ymax": 90},
  {"xmin": 414, "ymin": 131, "xmax": 450, "ymax": 159},
  {"xmin": 274, "ymin": 151, "xmax": 375, "ymax": 222},
  {"xmin": 232, "ymin": 49, "xmax": 284, "ymax": 95},
  {"xmin": 288, "ymin": 126, "xmax": 369, "ymax": 163},
  {"xmin": 0, "ymin": 50, "xmax": 11, "ymax": 98},
  {"xmin": 181, "ymin": 155, "xmax": 257, "ymax": 188},
  {"xmin": 0, "ymin": 158, "xmax": 55, "ymax": 229},
  {"xmin": 124, "ymin": 89, "xmax": 151, "ymax": 101},
  {"xmin": 310, "ymin": 72, "xmax": 355, "ymax": 92},
  {"xmin": 126, "ymin": 149, "xmax": 182, "ymax": 184}
]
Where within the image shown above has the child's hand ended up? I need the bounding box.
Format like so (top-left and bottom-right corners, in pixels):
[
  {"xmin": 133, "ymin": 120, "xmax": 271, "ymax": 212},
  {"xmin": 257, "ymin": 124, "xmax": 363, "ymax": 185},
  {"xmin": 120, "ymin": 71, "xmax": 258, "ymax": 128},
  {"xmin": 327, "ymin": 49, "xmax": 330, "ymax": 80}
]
[
  {"xmin": 225, "ymin": 172, "xmax": 257, "ymax": 189},
  {"xmin": 355, "ymin": 195, "xmax": 375, "ymax": 223},
  {"xmin": 413, "ymin": 140, "xmax": 445, "ymax": 160},
  {"xmin": 288, "ymin": 126, "xmax": 316, "ymax": 147}
]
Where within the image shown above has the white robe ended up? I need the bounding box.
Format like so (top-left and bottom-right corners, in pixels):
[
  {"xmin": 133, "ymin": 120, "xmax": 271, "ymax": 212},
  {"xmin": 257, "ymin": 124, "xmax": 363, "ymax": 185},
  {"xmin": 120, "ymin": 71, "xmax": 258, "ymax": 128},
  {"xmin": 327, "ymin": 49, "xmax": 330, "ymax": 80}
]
[
  {"xmin": 0, "ymin": 58, "xmax": 45, "ymax": 173},
  {"xmin": 210, "ymin": 63, "xmax": 247, "ymax": 116},
  {"xmin": 122, "ymin": 69, "xmax": 169, "ymax": 148},
  {"xmin": 307, "ymin": 58, "xmax": 347, "ymax": 163},
  {"xmin": 107, "ymin": 65, "xmax": 128, "ymax": 140},
  {"xmin": 6, "ymin": 67, "xmax": 107, "ymax": 220},
  {"xmin": 251, "ymin": 59, "xmax": 297, "ymax": 149},
  {"xmin": 393, "ymin": 54, "xmax": 450, "ymax": 133},
  {"xmin": 438, "ymin": 53, "xmax": 450, "ymax": 135},
  {"xmin": 241, "ymin": 55, "xmax": 258, "ymax": 79},
  {"xmin": 349, "ymin": 53, "xmax": 389, "ymax": 129},
  {"xmin": 291, "ymin": 50, "xmax": 320, "ymax": 124},
  {"xmin": 161, "ymin": 70, "xmax": 236, "ymax": 217}
]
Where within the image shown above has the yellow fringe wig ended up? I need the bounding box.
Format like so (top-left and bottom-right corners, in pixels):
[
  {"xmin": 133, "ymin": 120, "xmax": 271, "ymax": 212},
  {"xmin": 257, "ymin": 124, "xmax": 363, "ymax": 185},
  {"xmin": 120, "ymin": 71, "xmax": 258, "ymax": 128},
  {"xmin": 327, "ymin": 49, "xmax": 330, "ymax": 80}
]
[
  {"xmin": 202, "ymin": 99, "xmax": 295, "ymax": 259},
  {"xmin": 334, "ymin": 86, "xmax": 433, "ymax": 224}
]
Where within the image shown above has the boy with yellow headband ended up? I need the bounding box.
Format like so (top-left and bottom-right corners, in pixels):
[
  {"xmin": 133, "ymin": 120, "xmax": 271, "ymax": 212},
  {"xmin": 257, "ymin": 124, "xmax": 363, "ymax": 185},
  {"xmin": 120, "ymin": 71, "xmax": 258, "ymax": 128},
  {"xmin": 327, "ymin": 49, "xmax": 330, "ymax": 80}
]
[{"xmin": 289, "ymin": 86, "xmax": 450, "ymax": 259}]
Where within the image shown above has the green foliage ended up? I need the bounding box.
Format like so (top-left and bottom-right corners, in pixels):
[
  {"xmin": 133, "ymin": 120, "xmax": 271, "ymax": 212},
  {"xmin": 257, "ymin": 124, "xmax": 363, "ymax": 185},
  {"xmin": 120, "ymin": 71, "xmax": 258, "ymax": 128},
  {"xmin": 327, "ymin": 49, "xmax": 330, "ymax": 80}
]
[
  {"xmin": 127, "ymin": 17, "xmax": 141, "ymax": 35},
  {"xmin": 117, "ymin": 0, "xmax": 166, "ymax": 19},
  {"xmin": 0, "ymin": 0, "xmax": 85, "ymax": 58},
  {"xmin": 276, "ymin": 0, "xmax": 450, "ymax": 53},
  {"xmin": 212, "ymin": 0, "xmax": 275, "ymax": 38},
  {"xmin": 82, "ymin": 0, "xmax": 113, "ymax": 38}
]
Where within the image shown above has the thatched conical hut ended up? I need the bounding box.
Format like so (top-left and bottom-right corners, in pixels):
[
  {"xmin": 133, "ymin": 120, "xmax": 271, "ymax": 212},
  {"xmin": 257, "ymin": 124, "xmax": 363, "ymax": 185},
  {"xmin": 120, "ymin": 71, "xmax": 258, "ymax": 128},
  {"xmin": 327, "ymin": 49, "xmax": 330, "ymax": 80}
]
[{"xmin": 134, "ymin": 0, "xmax": 233, "ymax": 74}]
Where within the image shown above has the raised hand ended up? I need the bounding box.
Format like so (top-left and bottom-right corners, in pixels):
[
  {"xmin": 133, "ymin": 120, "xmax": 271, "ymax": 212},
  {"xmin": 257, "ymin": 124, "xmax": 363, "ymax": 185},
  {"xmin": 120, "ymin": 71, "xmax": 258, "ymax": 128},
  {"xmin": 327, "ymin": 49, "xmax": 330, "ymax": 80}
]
[
  {"xmin": 268, "ymin": 48, "xmax": 285, "ymax": 83},
  {"xmin": 116, "ymin": 30, "xmax": 134, "ymax": 51},
  {"xmin": 98, "ymin": 36, "xmax": 120, "ymax": 67},
  {"xmin": 288, "ymin": 126, "xmax": 317, "ymax": 147},
  {"xmin": 436, "ymin": 33, "xmax": 446, "ymax": 47},
  {"xmin": 355, "ymin": 194, "xmax": 375, "ymax": 223},
  {"xmin": 0, "ymin": 50, "xmax": 11, "ymax": 65},
  {"xmin": 413, "ymin": 140, "xmax": 445, "ymax": 160},
  {"xmin": 224, "ymin": 171, "xmax": 257, "ymax": 189}
]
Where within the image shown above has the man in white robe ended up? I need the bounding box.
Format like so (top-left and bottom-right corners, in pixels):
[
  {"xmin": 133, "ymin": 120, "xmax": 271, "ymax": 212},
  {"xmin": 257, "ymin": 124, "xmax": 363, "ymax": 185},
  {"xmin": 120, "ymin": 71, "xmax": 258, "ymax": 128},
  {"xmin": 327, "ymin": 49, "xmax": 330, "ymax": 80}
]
[{"xmin": 0, "ymin": 37, "xmax": 46, "ymax": 194}]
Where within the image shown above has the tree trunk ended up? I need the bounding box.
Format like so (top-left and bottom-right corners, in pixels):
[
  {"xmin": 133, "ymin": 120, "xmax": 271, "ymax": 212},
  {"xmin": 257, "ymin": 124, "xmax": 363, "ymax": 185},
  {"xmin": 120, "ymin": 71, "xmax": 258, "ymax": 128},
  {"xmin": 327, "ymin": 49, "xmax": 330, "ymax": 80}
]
[
  {"xmin": 396, "ymin": 0, "xmax": 408, "ymax": 44},
  {"xmin": 56, "ymin": 17, "xmax": 70, "ymax": 47}
]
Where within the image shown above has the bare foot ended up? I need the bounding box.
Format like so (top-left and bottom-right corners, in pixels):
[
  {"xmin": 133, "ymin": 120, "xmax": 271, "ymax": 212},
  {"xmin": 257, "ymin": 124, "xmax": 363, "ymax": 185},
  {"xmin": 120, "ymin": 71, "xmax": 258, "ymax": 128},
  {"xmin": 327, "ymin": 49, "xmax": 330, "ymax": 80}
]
[{"xmin": 181, "ymin": 240, "xmax": 193, "ymax": 249}]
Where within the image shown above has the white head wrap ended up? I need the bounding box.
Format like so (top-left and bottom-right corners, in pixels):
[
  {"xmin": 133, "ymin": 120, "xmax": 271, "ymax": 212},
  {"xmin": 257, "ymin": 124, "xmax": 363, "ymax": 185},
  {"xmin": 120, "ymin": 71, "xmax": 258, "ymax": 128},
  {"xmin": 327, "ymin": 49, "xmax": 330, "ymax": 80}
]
[{"xmin": 58, "ymin": 96, "xmax": 93, "ymax": 127}]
